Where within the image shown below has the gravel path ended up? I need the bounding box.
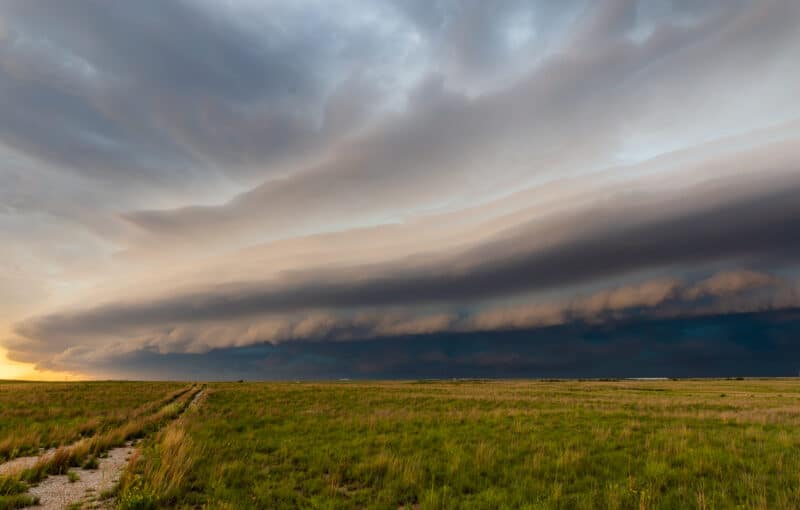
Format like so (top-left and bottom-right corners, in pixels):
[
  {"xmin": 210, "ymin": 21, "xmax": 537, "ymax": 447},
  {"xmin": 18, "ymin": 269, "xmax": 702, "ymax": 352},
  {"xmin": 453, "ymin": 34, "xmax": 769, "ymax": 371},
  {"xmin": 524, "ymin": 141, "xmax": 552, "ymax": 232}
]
[
  {"xmin": 1, "ymin": 387, "xmax": 204, "ymax": 510},
  {"xmin": 0, "ymin": 449, "xmax": 54, "ymax": 476},
  {"xmin": 189, "ymin": 389, "xmax": 204, "ymax": 407},
  {"xmin": 25, "ymin": 443, "xmax": 135, "ymax": 510}
]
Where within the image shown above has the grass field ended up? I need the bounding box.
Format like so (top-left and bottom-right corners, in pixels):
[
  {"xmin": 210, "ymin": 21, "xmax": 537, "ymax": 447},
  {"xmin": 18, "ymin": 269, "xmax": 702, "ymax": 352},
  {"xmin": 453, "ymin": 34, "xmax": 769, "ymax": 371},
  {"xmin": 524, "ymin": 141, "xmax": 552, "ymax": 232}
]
[
  {"xmin": 0, "ymin": 383, "xmax": 200, "ymax": 509},
  {"xmin": 0, "ymin": 381, "xmax": 187, "ymax": 462},
  {"xmin": 114, "ymin": 379, "xmax": 800, "ymax": 509}
]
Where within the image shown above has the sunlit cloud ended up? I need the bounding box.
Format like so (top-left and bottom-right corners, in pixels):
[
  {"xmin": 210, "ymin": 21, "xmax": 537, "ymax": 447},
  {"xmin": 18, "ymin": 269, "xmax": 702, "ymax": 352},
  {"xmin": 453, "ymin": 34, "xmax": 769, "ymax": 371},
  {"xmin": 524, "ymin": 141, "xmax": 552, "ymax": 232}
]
[{"xmin": 1, "ymin": 0, "xmax": 799, "ymax": 378}]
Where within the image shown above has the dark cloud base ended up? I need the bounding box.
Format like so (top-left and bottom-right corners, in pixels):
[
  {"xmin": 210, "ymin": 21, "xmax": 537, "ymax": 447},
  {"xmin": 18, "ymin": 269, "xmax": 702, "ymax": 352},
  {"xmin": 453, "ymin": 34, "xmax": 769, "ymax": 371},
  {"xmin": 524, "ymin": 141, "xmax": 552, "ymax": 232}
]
[
  {"xmin": 100, "ymin": 308, "xmax": 800, "ymax": 381},
  {"xmin": 19, "ymin": 179, "xmax": 800, "ymax": 344}
]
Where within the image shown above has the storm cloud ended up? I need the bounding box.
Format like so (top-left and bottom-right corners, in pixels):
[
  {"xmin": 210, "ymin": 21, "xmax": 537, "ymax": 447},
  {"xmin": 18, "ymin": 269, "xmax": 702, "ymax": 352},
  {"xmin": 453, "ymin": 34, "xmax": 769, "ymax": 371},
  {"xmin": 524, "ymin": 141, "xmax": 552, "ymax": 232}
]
[
  {"xmin": 2, "ymin": 0, "xmax": 800, "ymax": 378},
  {"xmin": 123, "ymin": 0, "xmax": 800, "ymax": 247},
  {"xmin": 15, "ymin": 170, "xmax": 800, "ymax": 340},
  {"xmin": 0, "ymin": 0, "xmax": 409, "ymax": 178},
  {"xmin": 23, "ymin": 310, "xmax": 800, "ymax": 380}
]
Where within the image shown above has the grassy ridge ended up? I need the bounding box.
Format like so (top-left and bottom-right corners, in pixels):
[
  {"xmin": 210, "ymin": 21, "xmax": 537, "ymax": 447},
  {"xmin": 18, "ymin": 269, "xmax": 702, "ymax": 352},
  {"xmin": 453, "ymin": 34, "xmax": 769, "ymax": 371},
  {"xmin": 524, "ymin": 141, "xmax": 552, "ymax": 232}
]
[
  {"xmin": 132, "ymin": 380, "xmax": 800, "ymax": 509},
  {"xmin": 0, "ymin": 381, "xmax": 186, "ymax": 461}
]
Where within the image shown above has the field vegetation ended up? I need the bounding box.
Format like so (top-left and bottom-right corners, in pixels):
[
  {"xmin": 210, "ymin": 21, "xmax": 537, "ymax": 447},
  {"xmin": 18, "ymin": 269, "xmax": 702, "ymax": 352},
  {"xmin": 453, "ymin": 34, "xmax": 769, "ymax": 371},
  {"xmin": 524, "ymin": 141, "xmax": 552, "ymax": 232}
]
[
  {"xmin": 4, "ymin": 380, "xmax": 800, "ymax": 509},
  {"xmin": 0, "ymin": 381, "xmax": 187, "ymax": 461},
  {"xmin": 119, "ymin": 379, "xmax": 800, "ymax": 509},
  {"xmin": 0, "ymin": 382, "xmax": 200, "ymax": 510}
]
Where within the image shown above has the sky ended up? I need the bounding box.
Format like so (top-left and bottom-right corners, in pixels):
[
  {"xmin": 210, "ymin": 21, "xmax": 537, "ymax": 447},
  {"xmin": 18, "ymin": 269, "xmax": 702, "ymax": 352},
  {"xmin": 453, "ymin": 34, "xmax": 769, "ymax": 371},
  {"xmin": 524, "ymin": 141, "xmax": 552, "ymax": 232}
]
[{"xmin": 1, "ymin": 0, "xmax": 800, "ymax": 380}]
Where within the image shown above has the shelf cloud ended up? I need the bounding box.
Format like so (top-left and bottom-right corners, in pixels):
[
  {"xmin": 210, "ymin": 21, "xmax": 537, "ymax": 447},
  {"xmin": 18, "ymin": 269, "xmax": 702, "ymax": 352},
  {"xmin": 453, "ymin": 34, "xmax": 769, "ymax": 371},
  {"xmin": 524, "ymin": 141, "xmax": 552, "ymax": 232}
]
[{"xmin": 2, "ymin": 0, "xmax": 800, "ymax": 378}]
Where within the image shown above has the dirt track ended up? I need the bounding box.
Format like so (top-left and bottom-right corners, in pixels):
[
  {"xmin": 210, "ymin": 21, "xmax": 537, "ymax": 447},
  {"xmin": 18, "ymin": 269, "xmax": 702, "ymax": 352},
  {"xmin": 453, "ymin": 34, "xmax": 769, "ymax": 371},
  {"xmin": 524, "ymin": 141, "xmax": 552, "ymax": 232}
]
[
  {"xmin": 0, "ymin": 386, "xmax": 205, "ymax": 509},
  {"xmin": 27, "ymin": 443, "xmax": 135, "ymax": 510}
]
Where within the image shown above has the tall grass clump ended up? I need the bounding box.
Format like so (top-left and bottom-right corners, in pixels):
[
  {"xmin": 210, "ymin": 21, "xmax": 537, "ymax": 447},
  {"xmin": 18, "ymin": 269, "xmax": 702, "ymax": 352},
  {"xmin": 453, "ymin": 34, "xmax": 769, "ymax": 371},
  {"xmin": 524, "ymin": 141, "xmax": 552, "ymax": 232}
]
[
  {"xmin": 0, "ymin": 494, "xmax": 38, "ymax": 510},
  {"xmin": 17, "ymin": 385, "xmax": 203, "ymax": 484},
  {"xmin": 0, "ymin": 477, "xmax": 37, "ymax": 510},
  {"xmin": 117, "ymin": 391, "xmax": 206, "ymax": 509},
  {"xmin": 0, "ymin": 381, "xmax": 189, "ymax": 462}
]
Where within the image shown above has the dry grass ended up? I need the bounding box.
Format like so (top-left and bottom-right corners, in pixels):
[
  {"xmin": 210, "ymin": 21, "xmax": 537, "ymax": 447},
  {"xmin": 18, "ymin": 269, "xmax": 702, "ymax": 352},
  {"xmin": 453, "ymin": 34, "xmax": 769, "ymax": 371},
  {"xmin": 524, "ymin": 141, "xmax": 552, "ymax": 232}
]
[
  {"xmin": 0, "ymin": 385, "xmax": 203, "ymax": 508},
  {"xmin": 117, "ymin": 390, "xmax": 207, "ymax": 509},
  {"xmin": 0, "ymin": 381, "xmax": 188, "ymax": 461},
  {"xmin": 19, "ymin": 385, "xmax": 202, "ymax": 483}
]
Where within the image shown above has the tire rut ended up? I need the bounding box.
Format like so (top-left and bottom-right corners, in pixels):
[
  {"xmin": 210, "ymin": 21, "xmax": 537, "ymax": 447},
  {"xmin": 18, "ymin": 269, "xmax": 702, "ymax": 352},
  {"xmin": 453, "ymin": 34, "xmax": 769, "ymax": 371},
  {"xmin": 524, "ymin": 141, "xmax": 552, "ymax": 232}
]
[{"xmin": 0, "ymin": 385, "xmax": 205, "ymax": 510}]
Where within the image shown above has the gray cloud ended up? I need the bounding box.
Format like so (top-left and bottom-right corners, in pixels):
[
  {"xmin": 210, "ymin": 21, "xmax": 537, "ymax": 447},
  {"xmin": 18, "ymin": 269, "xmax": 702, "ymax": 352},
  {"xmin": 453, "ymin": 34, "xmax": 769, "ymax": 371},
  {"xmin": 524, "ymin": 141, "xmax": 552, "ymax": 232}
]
[
  {"xmin": 47, "ymin": 309, "xmax": 800, "ymax": 380},
  {"xmin": 125, "ymin": 175, "xmax": 800, "ymax": 319},
  {"xmin": 8, "ymin": 267, "xmax": 797, "ymax": 372},
  {"xmin": 391, "ymin": 0, "xmax": 576, "ymax": 83},
  {"xmin": 123, "ymin": 0, "xmax": 800, "ymax": 247},
  {"xmin": 3, "ymin": 1, "xmax": 800, "ymax": 378},
  {"xmin": 1, "ymin": 0, "xmax": 796, "ymax": 248},
  {"xmin": 0, "ymin": 0, "xmax": 414, "ymax": 190},
  {"xmin": 11, "ymin": 171, "xmax": 800, "ymax": 359}
]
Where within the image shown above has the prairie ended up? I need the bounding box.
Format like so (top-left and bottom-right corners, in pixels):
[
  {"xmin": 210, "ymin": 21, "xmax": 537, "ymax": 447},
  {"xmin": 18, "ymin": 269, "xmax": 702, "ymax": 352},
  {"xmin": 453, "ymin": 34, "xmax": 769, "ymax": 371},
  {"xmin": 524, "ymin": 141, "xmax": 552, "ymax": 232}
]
[
  {"xmin": 0, "ymin": 381, "xmax": 187, "ymax": 462},
  {"xmin": 0, "ymin": 383, "xmax": 200, "ymax": 509},
  {"xmin": 119, "ymin": 379, "xmax": 800, "ymax": 509}
]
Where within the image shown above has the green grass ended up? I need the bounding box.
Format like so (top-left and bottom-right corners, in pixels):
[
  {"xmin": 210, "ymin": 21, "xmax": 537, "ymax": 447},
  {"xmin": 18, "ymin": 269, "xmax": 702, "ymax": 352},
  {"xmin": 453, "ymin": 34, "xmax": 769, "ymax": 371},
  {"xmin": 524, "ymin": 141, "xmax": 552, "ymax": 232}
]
[
  {"xmin": 0, "ymin": 383, "xmax": 202, "ymax": 509},
  {"xmin": 0, "ymin": 381, "xmax": 188, "ymax": 461},
  {"xmin": 122, "ymin": 379, "xmax": 800, "ymax": 509},
  {"xmin": 5, "ymin": 379, "xmax": 800, "ymax": 508},
  {"xmin": 0, "ymin": 494, "xmax": 38, "ymax": 510},
  {"xmin": 15, "ymin": 385, "xmax": 203, "ymax": 484},
  {"xmin": 0, "ymin": 477, "xmax": 37, "ymax": 509},
  {"xmin": 82, "ymin": 455, "xmax": 99, "ymax": 470}
]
